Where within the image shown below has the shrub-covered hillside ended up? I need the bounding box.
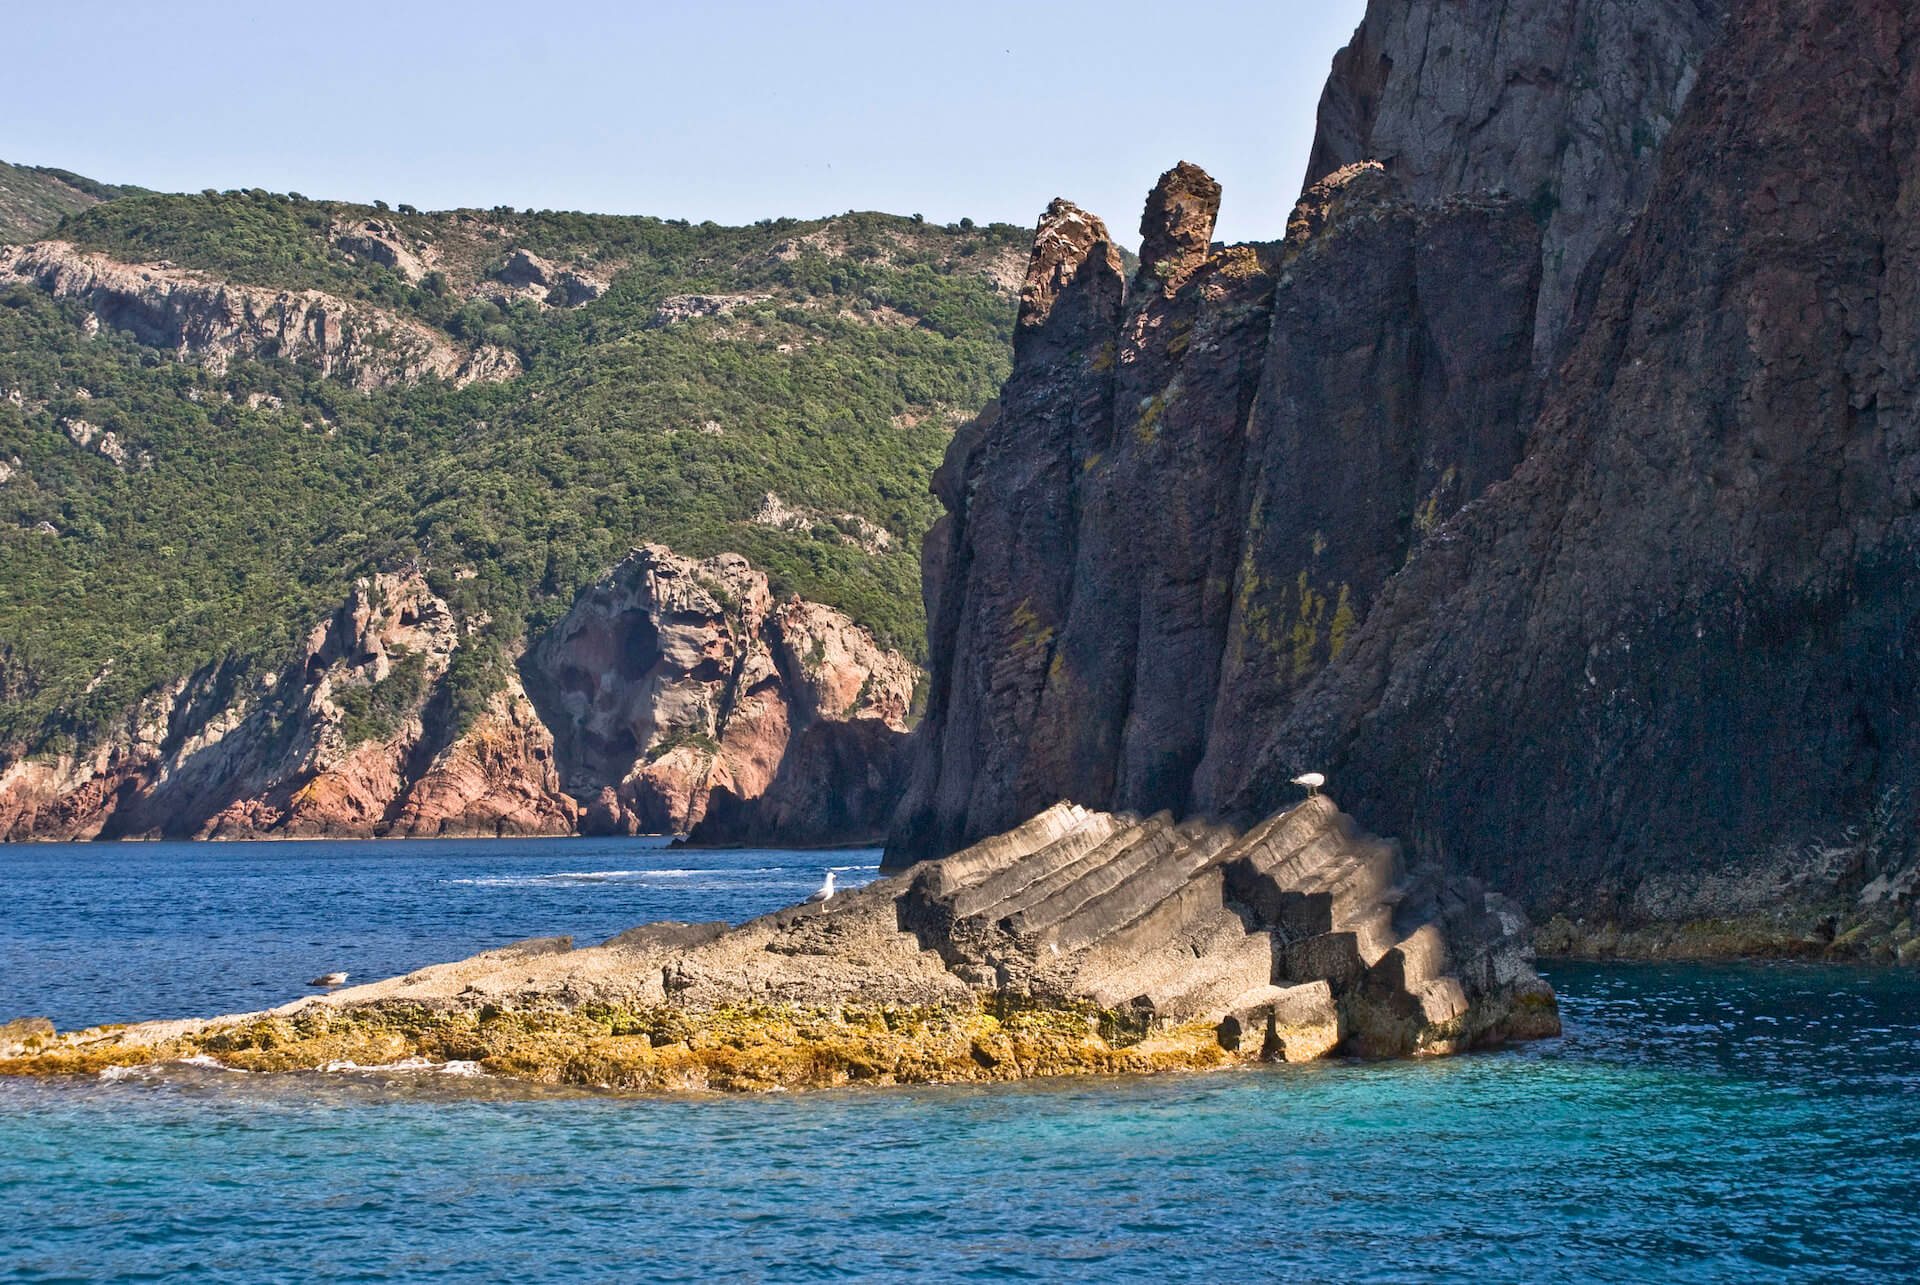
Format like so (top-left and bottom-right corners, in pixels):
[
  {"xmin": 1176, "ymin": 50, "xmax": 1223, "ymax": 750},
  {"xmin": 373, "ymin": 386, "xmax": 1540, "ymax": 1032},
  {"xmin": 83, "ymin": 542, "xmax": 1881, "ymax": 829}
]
[
  {"xmin": 0, "ymin": 161, "xmax": 143, "ymax": 243},
  {"xmin": 0, "ymin": 184, "xmax": 1031, "ymax": 755}
]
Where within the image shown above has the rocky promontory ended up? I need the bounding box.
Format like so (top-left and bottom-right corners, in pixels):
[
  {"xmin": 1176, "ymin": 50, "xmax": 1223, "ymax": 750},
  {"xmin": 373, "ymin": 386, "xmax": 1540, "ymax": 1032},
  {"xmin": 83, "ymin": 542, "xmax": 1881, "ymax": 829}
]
[
  {"xmin": 0, "ymin": 545, "xmax": 918, "ymax": 845},
  {"xmin": 0, "ymin": 795, "xmax": 1556, "ymax": 1089}
]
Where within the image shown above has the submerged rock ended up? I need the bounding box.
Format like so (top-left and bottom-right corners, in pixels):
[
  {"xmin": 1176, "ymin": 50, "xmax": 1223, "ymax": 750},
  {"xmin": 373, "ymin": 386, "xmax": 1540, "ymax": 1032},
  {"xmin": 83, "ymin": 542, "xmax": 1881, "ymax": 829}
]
[{"xmin": 2, "ymin": 797, "xmax": 1556, "ymax": 1089}]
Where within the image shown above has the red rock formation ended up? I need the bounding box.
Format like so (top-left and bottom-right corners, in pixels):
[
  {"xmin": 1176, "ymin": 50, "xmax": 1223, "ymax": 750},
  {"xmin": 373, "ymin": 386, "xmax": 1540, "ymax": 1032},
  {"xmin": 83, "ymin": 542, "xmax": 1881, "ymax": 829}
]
[
  {"xmin": 521, "ymin": 545, "xmax": 921, "ymax": 844},
  {"xmin": 688, "ymin": 598, "xmax": 921, "ymax": 846},
  {"xmin": 387, "ymin": 676, "xmax": 578, "ymax": 838},
  {"xmin": 0, "ymin": 572, "xmax": 576, "ymax": 840},
  {"xmin": 1, "ymin": 544, "xmax": 911, "ymax": 844}
]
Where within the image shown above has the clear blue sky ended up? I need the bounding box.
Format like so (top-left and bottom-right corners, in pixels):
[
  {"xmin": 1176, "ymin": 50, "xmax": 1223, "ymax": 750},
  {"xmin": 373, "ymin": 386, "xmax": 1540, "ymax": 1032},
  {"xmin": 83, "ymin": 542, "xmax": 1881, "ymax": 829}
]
[{"xmin": 6, "ymin": 0, "xmax": 1367, "ymax": 248}]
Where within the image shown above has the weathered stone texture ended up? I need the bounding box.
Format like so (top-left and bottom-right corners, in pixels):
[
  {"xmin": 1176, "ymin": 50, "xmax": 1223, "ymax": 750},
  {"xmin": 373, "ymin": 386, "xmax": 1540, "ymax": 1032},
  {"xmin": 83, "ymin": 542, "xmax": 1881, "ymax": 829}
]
[
  {"xmin": 890, "ymin": 0, "xmax": 1920, "ymax": 943},
  {"xmin": 1307, "ymin": 0, "xmax": 1728, "ymax": 358},
  {"xmin": 523, "ymin": 545, "xmax": 919, "ymax": 844}
]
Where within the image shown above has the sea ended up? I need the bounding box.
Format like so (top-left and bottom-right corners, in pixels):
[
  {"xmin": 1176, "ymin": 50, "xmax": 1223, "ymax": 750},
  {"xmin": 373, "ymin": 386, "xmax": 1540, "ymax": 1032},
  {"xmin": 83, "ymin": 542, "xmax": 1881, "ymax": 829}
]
[{"xmin": 1, "ymin": 837, "xmax": 1917, "ymax": 1282}]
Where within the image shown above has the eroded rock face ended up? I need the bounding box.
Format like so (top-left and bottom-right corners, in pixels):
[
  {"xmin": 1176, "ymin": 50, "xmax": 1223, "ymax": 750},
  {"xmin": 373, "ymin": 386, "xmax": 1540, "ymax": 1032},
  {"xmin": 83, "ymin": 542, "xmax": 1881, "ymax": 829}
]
[
  {"xmin": 524, "ymin": 545, "xmax": 920, "ymax": 843},
  {"xmin": 0, "ymin": 242, "xmax": 518, "ymax": 389},
  {"xmin": 1258, "ymin": 0, "xmax": 1920, "ymax": 930},
  {"xmin": 2, "ymin": 545, "xmax": 913, "ymax": 845},
  {"xmin": 1307, "ymin": 0, "xmax": 1727, "ymax": 359},
  {"xmin": 386, "ymin": 675, "xmax": 577, "ymax": 838},
  {"xmin": 0, "ymin": 572, "xmax": 577, "ymax": 840},
  {"xmin": 892, "ymin": 159, "xmax": 1542, "ymax": 861},
  {"xmin": 493, "ymin": 248, "xmax": 606, "ymax": 308},
  {"xmin": 330, "ymin": 217, "xmax": 427, "ymax": 283},
  {"xmin": 895, "ymin": 0, "xmax": 1920, "ymax": 947}
]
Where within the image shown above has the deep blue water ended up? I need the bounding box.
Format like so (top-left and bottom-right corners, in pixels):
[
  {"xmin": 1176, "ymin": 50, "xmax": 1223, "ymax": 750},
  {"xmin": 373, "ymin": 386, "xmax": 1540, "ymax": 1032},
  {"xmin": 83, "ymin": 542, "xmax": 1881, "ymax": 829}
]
[
  {"xmin": 0, "ymin": 837, "xmax": 881, "ymax": 1029},
  {"xmin": 2, "ymin": 839, "xmax": 1919, "ymax": 1282}
]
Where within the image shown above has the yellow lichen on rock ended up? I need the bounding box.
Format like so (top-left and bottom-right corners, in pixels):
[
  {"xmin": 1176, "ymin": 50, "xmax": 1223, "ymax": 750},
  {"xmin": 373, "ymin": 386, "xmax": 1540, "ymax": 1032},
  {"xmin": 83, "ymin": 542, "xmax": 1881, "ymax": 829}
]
[{"xmin": 0, "ymin": 1000, "xmax": 1238, "ymax": 1094}]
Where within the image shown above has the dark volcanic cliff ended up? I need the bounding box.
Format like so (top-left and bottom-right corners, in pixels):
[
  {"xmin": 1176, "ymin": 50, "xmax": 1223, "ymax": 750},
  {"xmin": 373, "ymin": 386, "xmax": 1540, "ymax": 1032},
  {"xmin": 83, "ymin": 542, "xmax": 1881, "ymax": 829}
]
[
  {"xmin": 893, "ymin": 158, "xmax": 1548, "ymax": 863},
  {"xmin": 1271, "ymin": 0, "xmax": 1920, "ymax": 925},
  {"xmin": 1308, "ymin": 0, "xmax": 1726, "ymax": 359},
  {"xmin": 890, "ymin": 0, "xmax": 1920, "ymax": 949}
]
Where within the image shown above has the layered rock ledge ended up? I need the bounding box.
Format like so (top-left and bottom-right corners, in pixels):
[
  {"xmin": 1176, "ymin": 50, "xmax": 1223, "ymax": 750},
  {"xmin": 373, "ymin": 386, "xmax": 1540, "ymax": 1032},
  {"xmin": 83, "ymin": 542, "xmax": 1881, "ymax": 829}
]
[{"xmin": 0, "ymin": 797, "xmax": 1557, "ymax": 1090}]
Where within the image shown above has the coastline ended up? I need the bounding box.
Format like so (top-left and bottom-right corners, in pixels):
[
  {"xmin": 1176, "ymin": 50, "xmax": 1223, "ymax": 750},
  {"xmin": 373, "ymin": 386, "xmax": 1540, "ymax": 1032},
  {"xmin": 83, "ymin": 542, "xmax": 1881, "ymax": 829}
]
[
  {"xmin": 1536, "ymin": 913, "xmax": 1920, "ymax": 967},
  {"xmin": 0, "ymin": 798, "xmax": 1564, "ymax": 1091}
]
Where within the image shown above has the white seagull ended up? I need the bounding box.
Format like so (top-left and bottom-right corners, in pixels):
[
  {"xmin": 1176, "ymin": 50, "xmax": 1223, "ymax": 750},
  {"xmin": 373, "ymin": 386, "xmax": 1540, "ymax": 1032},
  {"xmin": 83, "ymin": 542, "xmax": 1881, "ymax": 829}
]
[
  {"xmin": 1291, "ymin": 772, "xmax": 1326, "ymax": 797},
  {"xmin": 309, "ymin": 972, "xmax": 349, "ymax": 987},
  {"xmin": 804, "ymin": 869, "xmax": 837, "ymax": 905}
]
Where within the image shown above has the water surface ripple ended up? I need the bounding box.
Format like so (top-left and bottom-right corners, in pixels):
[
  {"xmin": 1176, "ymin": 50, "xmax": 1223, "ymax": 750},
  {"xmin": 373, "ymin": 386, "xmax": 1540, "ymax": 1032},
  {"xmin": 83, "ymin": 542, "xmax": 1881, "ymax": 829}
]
[{"xmin": 1, "ymin": 840, "xmax": 1916, "ymax": 1281}]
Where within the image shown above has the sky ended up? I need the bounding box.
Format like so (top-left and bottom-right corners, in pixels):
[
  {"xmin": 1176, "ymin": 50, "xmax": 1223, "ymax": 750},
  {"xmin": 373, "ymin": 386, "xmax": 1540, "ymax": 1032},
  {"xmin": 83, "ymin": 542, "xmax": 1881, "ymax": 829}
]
[{"xmin": 5, "ymin": 0, "xmax": 1368, "ymax": 248}]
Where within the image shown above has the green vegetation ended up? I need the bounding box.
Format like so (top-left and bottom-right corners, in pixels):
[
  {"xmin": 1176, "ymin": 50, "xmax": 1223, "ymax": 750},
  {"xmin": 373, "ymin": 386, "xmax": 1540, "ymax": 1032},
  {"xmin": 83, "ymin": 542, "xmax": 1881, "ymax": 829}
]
[
  {"xmin": 334, "ymin": 648, "xmax": 429, "ymax": 747},
  {"xmin": 0, "ymin": 188, "xmax": 1031, "ymax": 754},
  {"xmin": 0, "ymin": 160, "xmax": 145, "ymax": 243}
]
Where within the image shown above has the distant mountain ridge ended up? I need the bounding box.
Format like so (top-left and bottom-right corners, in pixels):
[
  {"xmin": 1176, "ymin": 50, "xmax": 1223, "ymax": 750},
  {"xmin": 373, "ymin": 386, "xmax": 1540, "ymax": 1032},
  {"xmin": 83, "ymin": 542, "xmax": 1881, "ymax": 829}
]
[{"xmin": 0, "ymin": 160, "xmax": 144, "ymax": 244}]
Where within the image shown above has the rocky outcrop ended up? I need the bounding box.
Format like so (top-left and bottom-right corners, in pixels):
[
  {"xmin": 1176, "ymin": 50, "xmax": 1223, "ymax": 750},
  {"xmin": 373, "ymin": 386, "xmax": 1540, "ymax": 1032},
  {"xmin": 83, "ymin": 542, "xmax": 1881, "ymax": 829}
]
[
  {"xmin": 0, "ymin": 572, "xmax": 577, "ymax": 840},
  {"xmin": 385, "ymin": 676, "xmax": 577, "ymax": 838},
  {"xmin": 750, "ymin": 492, "xmax": 893, "ymax": 553},
  {"xmin": 2, "ymin": 545, "xmax": 912, "ymax": 845},
  {"xmin": 689, "ymin": 598, "xmax": 919, "ymax": 845},
  {"xmin": 886, "ymin": 793, "xmax": 1555, "ymax": 1057},
  {"xmin": 1307, "ymin": 0, "xmax": 1727, "ymax": 359},
  {"xmin": 2, "ymin": 796, "xmax": 1556, "ymax": 1089},
  {"xmin": 524, "ymin": 546, "xmax": 773, "ymax": 835},
  {"xmin": 329, "ymin": 217, "xmax": 427, "ymax": 283},
  {"xmin": 523, "ymin": 545, "xmax": 918, "ymax": 844},
  {"xmin": 0, "ymin": 241, "xmax": 518, "ymax": 389},
  {"xmin": 61, "ymin": 416, "xmax": 149, "ymax": 468},
  {"xmin": 892, "ymin": 0, "xmax": 1920, "ymax": 951},
  {"xmin": 494, "ymin": 248, "xmax": 607, "ymax": 307},
  {"xmin": 1259, "ymin": 0, "xmax": 1920, "ymax": 933},
  {"xmin": 648, "ymin": 293, "xmax": 770, "ymax": 327},
  {"xmin": 893, "ymin": 159, "xmax": 1542, "ymax": 861}
]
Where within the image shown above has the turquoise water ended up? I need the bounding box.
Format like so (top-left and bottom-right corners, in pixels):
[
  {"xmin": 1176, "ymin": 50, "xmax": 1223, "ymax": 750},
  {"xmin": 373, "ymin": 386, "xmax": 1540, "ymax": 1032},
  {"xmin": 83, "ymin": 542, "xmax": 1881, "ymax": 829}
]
[{"xmin": 2, "ymin": 841, "xmax": 1918, "ymax": 1281}]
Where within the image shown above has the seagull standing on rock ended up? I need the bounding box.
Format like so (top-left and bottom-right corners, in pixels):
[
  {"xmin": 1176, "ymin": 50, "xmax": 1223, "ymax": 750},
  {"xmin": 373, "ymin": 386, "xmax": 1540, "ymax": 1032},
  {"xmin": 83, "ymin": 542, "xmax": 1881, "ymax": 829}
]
[
  {"xmin": 309, "ymin": 972, "xmax": 348, "ymax": 987},
  {"xmin": 1292, "ymin": 772, "xmax": 1326, "ymax": 798},
  {"xmin": 805, "ymin": 870, "xmax": 836, "ymax": 905}
]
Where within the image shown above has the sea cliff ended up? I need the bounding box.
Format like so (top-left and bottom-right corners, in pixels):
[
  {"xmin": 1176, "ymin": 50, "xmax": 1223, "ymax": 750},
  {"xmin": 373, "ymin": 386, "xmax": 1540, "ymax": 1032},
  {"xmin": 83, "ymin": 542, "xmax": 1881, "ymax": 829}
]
[
  {"xmin": 0, "ymin": 545, "xmax": 916, "ymax": 844},
  {"xmin": 889, "ymin": 0, "xmax": 1920, "ymax": 958}
]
